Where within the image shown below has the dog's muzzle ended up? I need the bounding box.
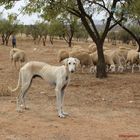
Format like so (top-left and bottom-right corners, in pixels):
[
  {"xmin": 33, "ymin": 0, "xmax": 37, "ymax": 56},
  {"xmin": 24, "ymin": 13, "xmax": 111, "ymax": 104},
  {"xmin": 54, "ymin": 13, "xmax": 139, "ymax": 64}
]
[{"xmin": 70, "ymin": 70, "xmax": 75, "ymax": 73}]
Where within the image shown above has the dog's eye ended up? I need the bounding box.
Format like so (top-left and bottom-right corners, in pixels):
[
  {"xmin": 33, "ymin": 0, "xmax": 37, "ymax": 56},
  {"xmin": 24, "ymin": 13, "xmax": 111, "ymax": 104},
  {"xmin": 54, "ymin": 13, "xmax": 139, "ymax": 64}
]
[
  {"xmin": 73, "ymin": 62, "xmax": 76, "ymax": 65},
  {"xmin": 69, "ymin": 62, "xmax": 71, "ymax": 65}
]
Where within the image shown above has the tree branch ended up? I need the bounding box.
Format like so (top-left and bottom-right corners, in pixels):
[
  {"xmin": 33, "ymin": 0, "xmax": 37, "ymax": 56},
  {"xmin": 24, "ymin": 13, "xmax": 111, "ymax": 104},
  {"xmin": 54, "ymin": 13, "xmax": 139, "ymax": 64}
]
[
  {"xmin": 67, "ymin": 8, "xmax": 81, "ymax": 17},
  {"xmin": 76, "ymin": 0, "xmax": 98, "ymax": 42},
  {"xmin": 114, "ymin": 18, "xmax": 140, "ymax": 47},
  {"xmin": 101, "ymin": 0, "xmax": 118, "ymax": 42},
  {"xmin": 108, "ymin": 16, "xmax": 124, "ymax": 31}
]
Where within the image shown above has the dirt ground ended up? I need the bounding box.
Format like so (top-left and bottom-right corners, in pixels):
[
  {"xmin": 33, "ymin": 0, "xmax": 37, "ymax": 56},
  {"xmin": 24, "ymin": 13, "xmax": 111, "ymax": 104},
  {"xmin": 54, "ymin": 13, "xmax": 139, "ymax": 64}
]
[{"xmin": 0, "ymin": 38, "xmax": 140, "ymax": 140}]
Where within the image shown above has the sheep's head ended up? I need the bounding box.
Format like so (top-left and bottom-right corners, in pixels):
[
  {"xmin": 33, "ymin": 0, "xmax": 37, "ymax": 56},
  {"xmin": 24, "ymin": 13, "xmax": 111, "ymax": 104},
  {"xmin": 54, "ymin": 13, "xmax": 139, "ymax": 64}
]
[{"xmin": 109, "ymin": 64, "xmax": 116, "ymax": 72}]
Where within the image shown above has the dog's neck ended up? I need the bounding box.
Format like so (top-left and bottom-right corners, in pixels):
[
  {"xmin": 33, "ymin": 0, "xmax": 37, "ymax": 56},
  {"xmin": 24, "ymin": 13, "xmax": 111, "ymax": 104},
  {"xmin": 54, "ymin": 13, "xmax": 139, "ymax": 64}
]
[{"xmin": 64, "ymin": 65, "xmax": 70, "ymax": 78}]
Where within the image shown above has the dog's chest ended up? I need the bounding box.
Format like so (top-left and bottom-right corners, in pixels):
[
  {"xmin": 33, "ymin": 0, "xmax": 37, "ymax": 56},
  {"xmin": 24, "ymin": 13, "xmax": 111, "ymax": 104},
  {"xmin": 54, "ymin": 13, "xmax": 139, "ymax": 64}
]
[
  {"xmin": 58, "ymin": 74, "xmax": 69, "ymax": 86},
  {"xmin": 41, "ymin": 66, "xmax": 69, "ymax": 86},
  {"xmin": 63, "ymin": 75, "xmax": 69, "ymax": 84}
]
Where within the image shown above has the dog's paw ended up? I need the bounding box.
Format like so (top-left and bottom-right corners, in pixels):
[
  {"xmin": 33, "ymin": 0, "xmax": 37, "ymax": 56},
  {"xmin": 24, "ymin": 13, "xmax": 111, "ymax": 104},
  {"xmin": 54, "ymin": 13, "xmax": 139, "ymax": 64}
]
[
  {"xmin": 20, "ymin": 105, "xmax": 29, "ymax": 110},
  {"xmin": 62, "ymin": 112, "xmax": 69, "ymax": 116},
  {"xmin": 24, "ymin": 106, "xmax": 30, "ymax": 110},
  {"xmin": 58, "ymin": 113, "xmax": 65, "ymax": 118},
  {"xmin": 16, "ymin": 108, "xmax": 23, "ymax": 113}
]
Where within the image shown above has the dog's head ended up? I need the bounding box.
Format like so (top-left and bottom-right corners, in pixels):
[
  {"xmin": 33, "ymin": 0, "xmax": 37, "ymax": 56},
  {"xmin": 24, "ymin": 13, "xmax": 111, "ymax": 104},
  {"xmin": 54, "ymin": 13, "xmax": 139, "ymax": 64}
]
[{"xmin": 62, "ymin": 57, "xmax": 80, "ymax": 73}]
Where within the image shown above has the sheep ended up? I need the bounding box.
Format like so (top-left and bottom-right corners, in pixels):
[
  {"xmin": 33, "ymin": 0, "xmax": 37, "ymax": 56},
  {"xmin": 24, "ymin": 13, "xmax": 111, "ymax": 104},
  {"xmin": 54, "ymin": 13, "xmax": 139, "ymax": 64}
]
[
  {"xmin": 90, "ymin": 51, "xmax": 116, "ymax": 73},
  {"xmin": 72, "ymin": 45, "xmax": 83, "ymax": 50},
  {"xmin": 58, "ymin": 48, "xmax": 96, "ymax": 73},
  {"xmin": 10, "ymin": 48, "xmax": 22, "ymax": 58},
  {"xmin": 88, "ymin": 43, "xmax": 97, "ymax": 53},
  {"xmin": 69, "ymin": 50, "xmax": 93, "ymax": 73},
  {"xmin": 72, "ymin": 45, "xmax": 90, "ymax": 54},
  {"xmin": 104, "ymin": 49, "xmax": 124, "ymax": 72},
  {"xmin": 58, "ymin": 49, "xmax": 69, "ymax": 62},
  {"xmin": 10, "ymin": 48, "xmax": 26, "ymax": 70},
  {"xmin": 114, "ymin": 47, "xmax": 131, "ymax": 69},
  {"xmin": 88, "ymin": 43, "xmax": 110, "ymax": 54},
  {"xmin": 126, "ymin": 49, "xmax": 140, "ymax": 73}
]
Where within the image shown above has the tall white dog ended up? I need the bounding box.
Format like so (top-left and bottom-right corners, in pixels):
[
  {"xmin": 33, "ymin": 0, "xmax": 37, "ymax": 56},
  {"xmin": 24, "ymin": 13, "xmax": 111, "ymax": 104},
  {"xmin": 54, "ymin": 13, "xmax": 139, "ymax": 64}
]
[{"xmin": 10, "ymin": 57, "xmax": 80, "ymax": 118}]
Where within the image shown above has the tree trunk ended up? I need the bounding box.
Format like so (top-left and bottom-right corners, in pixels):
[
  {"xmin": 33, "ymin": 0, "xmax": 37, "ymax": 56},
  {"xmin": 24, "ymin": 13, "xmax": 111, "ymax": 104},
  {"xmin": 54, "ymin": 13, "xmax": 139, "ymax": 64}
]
[
  {"xmin": 34, "ymin": 38, "xmax": 37, "ymax": 44},
  {"xmin": 50, "ymin": 36, "xmax": 54, "ymax": 45},
  {"xmin": 96, "ymin": 42, "xmax": 107, "ymax": 78},
  {"xmin": 42, "ymin": 38, "xmax": 46, "ymax": 46},
  {"xmin": 137, "ymin": 38, "xmax": 140, "ymax": 52},
  {"xmin": 5, "ymin": 35, "xmax": 10, "ymax": 46},
  {"xmin": 38, "ymin": 36, "xmax": 42, "ymax": 44},
  {"xmin": 2, "ymin": 34, "xmax": 5, "ymax": 45},
  {"xmin": 68, "ymin": 37, "xmax": 72, "ymax": 47}
]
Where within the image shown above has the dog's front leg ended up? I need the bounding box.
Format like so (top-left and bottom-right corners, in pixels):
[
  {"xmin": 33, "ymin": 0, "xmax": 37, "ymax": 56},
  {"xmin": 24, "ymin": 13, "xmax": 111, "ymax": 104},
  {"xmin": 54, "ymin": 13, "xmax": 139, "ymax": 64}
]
[
  {"xmin": 55, "ymin": 87, "xmax": 65, "ymax": 118},
  {"xmin": 61, "ymin": 89, "xmax": 68, "ymax": 116}
]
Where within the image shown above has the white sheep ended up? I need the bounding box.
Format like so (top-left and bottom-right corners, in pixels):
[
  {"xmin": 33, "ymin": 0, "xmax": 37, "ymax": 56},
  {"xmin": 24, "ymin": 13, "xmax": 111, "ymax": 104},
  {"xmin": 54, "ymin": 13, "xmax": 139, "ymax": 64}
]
[
  {"xmin": 104, "ymin": 49, "xmax": 124, "ymax": 72},
  {"xmin": 114, "ymin": 47, "xmax": 131, "ymax": 69},
  {"xmin": 58, "ymin": 49, "xmax": 69, "ymax": 62},
  {"xmin": 90, "ymin": 51, "xmax": 116, "ymax": 73},
  {"xmin": 126, "ymin": 49, "xmax": 140, "ymax": 73},
  {"xmin": 69, "ymin": 50, "xmax": 93, "ymax": 73},
  {"xmin": 88, "ymin": 43, "xmax": 97, "ymax": 53},
  {"xmin": 10, "ymin": 48, "xmax": 26, "ymax": 70},
  {"xmin": 88, "ymin": 43, "xmax": 109, "ymax": 54},
  {"xmin": 72, "ymin": 45, "xmax": 83, "ymax": 50}
]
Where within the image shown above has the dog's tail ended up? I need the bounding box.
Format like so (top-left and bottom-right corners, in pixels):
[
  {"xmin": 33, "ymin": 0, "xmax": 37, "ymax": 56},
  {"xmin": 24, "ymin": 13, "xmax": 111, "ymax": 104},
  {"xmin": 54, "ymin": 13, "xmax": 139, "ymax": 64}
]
[{"xmin": 8, "ymin": 71, "xmax": 21, "ymax": 92}]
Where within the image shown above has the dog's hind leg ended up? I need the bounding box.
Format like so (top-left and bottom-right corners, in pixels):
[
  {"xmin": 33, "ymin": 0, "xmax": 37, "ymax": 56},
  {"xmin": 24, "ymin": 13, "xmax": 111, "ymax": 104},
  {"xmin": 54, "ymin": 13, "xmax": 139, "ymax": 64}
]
[{"xmin": 16, "ymin": 71, "xmax": 32, "ymax": 112}]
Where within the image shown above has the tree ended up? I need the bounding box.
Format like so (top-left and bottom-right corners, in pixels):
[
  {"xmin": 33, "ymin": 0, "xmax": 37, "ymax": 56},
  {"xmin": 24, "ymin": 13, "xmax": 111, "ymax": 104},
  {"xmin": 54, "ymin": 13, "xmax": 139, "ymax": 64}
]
[
  {"xmin": 58, "ymin": 13, "xmax": 79, "ymax": 47},
  {"xmin": 35, "ymin": 22, "xmax": 48, "ymax": 45},
  {"xmin": 0, "ymin": 14, "xmax": 19, "ymax": 45},
  {"xmin": 66, "ymin": 0, "xmax": 125, "ymax": 78},
  {"xmin": 117, "ymin": 30, "xmax": 132, "ymax": 44},
  {"xmin": 47, "ymin": 19, "xmax": 64, "ymax": 45},
  {"xmin": 111, "ymin": 0, "xmax": 140, "ymax": 51},
  {"xmin": 74, "ymin": 23, "xmax": 89, "ymax": 42},
  {"xmin": 27, "ymin": 25, "xmax": 39, "ymax": 44},
  {"xmin": 38, "ymin": 22, "xmax": 48, "ymax": 46},
  {"xmin": 107, "ymin": 31, "xmax": 117, "ymax": 45}
]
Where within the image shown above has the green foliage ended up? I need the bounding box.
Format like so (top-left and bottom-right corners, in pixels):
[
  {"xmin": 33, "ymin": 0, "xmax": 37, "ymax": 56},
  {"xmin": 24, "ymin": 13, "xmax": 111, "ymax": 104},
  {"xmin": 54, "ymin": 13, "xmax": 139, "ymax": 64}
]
[
  {"xmin": 24, "ymin": 22, "xmax": 48, "ymax": 40},
  {"xmin": 128, "ymin": 0, "xmax": 140, "ymax": 17},
  {"xmin": 48, "ymin": 20, "xmax": 64, "ymax": 37},
  {"xmin": 129, "ymin": 25, "xmax": 140, "ymax": 37},
  {"xmin": 0, "ymin": 0, "xmax": 15, "ymax": 9},
  {"xmin": 107, "ymin": 31, "xmax": 116, "ymax": 40},
  {"xmin": 0, "ymin": 16, "xmax": 19, "ymax": 45},
  {"xmin": 0, "ymin": 17, "xmax": 18, "ymax": 35},
  {"xmin": 117, "ymin": 30, "xmax": 132, "ymax": 43},
  {"xmin": 74, "ymin": 22, "xmax": 89, "ymax": 40}
]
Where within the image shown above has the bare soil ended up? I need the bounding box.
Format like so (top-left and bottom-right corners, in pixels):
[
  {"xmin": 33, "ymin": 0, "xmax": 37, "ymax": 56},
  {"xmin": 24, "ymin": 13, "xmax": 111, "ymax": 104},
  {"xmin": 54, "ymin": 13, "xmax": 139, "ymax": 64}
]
[{"xmin": 0, "ymin": 38, "xmax": 140, "ymax": 140}]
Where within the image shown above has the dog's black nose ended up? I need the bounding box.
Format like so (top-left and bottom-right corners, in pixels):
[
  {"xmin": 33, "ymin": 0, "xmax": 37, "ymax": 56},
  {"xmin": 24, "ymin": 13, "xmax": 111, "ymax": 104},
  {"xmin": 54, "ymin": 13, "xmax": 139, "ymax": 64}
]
[{"xmin": 71, "ymin": 70, "xmax": 74, "ymax": 73}]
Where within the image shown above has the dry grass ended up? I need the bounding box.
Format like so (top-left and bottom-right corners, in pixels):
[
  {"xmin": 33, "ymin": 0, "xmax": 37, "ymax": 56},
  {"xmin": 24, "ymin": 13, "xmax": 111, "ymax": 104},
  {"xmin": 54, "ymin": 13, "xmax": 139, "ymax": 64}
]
[{"xmin": 0, "ymin": 84, "xmax": 11, "ymax": 96}]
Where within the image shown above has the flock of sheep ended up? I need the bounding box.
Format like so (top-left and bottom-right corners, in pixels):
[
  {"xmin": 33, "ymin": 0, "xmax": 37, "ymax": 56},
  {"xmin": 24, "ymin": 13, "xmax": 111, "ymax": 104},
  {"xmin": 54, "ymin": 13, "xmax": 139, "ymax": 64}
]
[
  {"xmin": 9, "ymin": 43, "xmax": 140, "ymax": 74},
  {"xmin": 58, "ymin": 43, "xmax": 140, "ymax": 74}
]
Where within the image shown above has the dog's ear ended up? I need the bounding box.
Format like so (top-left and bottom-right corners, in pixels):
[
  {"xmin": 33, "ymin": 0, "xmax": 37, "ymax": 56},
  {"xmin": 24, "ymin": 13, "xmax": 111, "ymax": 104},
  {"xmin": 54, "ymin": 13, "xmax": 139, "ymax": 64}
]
[
  {"xmin": 62, "ymin": 58, "xmax": 68, "ymax": 66},
  {"xmin": 75, "ymin": 58, "xmax": 80, "ymax": 67}
]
